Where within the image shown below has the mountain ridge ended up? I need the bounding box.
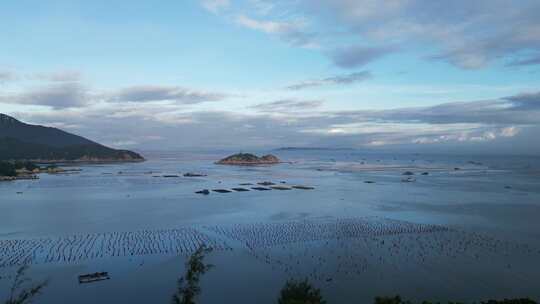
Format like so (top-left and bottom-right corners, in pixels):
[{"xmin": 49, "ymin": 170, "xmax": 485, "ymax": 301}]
[{"xmin": 0, "ymin": 113, "xmax": 144, "ymax": 162}]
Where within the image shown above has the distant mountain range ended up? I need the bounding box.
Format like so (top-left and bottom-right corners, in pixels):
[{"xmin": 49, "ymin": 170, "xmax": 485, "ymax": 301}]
[
  {"xmin": 276, "ymin": 147, "xmax": 354, "ymax": 151},
  {"xmin": 0, "ymin": 113, "xmax": 144, "ymax": 162}
]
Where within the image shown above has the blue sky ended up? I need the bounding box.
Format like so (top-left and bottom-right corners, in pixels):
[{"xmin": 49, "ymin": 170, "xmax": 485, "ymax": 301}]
[{"xmin": 1, "ymin": 0, "xmax": 539, "ymax": 153}]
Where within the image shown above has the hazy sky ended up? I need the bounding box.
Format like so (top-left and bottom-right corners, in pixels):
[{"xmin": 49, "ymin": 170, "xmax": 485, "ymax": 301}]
[{"xmin": 1, "ymin": 0, "xmax": 539, "ymax": 153}]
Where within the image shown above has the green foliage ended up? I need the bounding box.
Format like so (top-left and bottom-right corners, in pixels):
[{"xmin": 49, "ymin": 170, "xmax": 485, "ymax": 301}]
[
  {"xmin": 374, "ymin": 295, "xmax": 537, "ymax": 304},
  {"xmin": 172, "ymin": 245, "xmax": 214, "ymax": 304},
  {"xmin": 0, "ymin": 161, "xmax": 40, "ymax": 176},
  {"xmin": 3, "ymin": 265, "xmax": 47, "ymax": 304},
  {"xmin": 13, "ymin": 161, "xmax": 39, "ymax": 171},
  {"xmin": 0, "ymin": 161, "xmax": 16, "ymax": 176},
  {"xmin": 277, "ymin": 279, "xmax": 326, "ymax": 304},
  {"xmin": 375, "ymin": 296, "xmax": 409, "ymax": 304}
]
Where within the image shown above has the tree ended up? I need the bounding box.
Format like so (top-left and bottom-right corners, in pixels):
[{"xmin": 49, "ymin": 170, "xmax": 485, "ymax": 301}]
[
  {"xmin": 3, "ymin": 265, "xmax": 47, "ymax": 304},
  {"xmin": 0, "ymin": 161, "xmax": 16, "ymax": 177},
  {"xmin": 277, "ymin": 279, "xmax": 326, "ymax": 304},
  {"xmin": 172, "ymin": 245, "xmax": 214, "ymax": 304}
]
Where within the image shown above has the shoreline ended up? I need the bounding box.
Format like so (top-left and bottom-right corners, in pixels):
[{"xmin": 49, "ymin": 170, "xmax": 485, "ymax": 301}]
[{"xmin": 1, "ymin": 158, "xmax": 145, "ymax": 165}]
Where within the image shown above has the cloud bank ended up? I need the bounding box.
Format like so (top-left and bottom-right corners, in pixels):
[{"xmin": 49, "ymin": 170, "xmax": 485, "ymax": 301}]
[
  {"xmin": 202, "ymin": 0, "xmax": 540, "ymax": 69},
  {"xmin": 5, "ymin": 83, "xmax": 540, "ymax": 153}
]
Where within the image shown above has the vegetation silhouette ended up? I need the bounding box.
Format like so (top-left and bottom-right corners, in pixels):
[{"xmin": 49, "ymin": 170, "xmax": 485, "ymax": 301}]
[
  {"xmin": 1, "ymin": 249, "xmax": 537, "ymax": 304},
  {"xmin": 171, "ymin": 245, "xmax": 214, "ymax": 304},
  {"xmin": 277, "ymin": 278, "xmax": 326, "ymax": 304},
  {"xmin": 0, "ymin": 161, "xmax": 39, "ymax": 177},
  {"xmin": 169, "ymin": 248, "xmax": 536, "ymax": 304},
  {"xmin": 2, "ymin": 265, "xmax": 47, "ymax": 304}
]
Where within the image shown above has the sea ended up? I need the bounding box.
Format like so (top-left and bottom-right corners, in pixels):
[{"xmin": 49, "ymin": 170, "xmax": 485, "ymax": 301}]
[{"xmin": 1, "ymin": 149, "xmax": 539, "ymax": 303}]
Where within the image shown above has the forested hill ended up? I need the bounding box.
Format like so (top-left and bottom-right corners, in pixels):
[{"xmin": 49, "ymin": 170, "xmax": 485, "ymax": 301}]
[{"xmin": 0, "ymin": 113, "xmax": 144, "ymax": 162}]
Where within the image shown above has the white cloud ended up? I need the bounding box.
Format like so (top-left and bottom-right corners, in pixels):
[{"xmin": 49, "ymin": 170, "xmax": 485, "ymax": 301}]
[
  {"xmin": 200, "ymin": 0, "xmax": 230, "ymax": 13},
  {"xmin": 210, "ymin": 0, "xmax": 540, "ymax": 69},
  {"xmin": 500, "ymin": 126, "xmax": 520, "ymax": 137},
  {"xmin": 235, "ymin": 14, "xmax": 317, "ymax": 47}
]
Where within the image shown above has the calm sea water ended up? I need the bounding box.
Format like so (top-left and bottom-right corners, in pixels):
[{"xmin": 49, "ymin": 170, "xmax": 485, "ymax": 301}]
[{"xmin": 1, "ymin": 150, "xmax": 540, "ymax": 303}]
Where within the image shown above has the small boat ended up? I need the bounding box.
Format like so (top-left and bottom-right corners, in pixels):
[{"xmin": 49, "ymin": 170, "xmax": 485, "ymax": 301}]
[
  {"xmin": 195, "ymin": 189, "xmax": 210, "ymax": 195},
  {"xmin": 183, "ymin": 172, "xmax": 207, "ymax": 177},
  {"xmin": 257, "ymin": 181, "xmax": 275, "ymax": 186},
  {"xmin": 163, "ymin": 175, "xmax": 179, "ymax": 178},
  {"xmin": 401, "ymin": 177, "xmax": 416, "ymax": 183},
  {"xmin": 78, "ymin": 272, "xmax": 110, "ymax": 284}
]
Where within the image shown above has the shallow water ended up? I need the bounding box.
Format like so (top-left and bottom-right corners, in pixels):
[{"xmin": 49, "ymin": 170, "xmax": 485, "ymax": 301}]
[{"xmin": 1, "ymin": 150, "xmax": 539, "ymax": 303}]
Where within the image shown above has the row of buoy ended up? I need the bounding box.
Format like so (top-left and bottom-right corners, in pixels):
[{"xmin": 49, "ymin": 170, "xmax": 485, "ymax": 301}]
[
  {"xmin": 0, "ymin": 227, "xmax": 230, "ymax": 268},
  {"xmin": 237, "ymin": 222, "xmax": 540, "ymax": 284},
  {"xmin": 207, "ymin": 217, "xmax": 449, "ymax": 248},
  {"xmin": 2, "ymin": 217, "xmax": 538, "ymax": 281}
]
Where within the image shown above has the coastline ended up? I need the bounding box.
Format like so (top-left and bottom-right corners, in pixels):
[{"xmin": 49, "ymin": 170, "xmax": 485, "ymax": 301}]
[{"xmin": 1, "ymin": 158, "xmax": 145, "ymax": 164}]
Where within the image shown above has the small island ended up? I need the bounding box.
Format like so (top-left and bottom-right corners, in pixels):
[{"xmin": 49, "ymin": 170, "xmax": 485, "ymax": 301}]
[{"xmin": 216, "ymin": 153, "xmax": 280, "ymax": 165}]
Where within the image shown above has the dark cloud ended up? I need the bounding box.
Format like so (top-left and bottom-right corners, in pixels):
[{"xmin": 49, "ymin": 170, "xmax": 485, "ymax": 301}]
[
  {"xmin": 110, "ymin": 85, "xmax": 229, "ymax": 104},
  {"xmin": 505, "ymin": 92, "xmax": 540, "ymax": 110},
  {"xmin": 287, "ymin": 71, "xmax": 371, "ymax": 90},
  {"xmin": 249, "ymin": 99, "xmax": 323, "ymax": 112},
  {"xmin": 0, "ymin": 83, "xmax": 88, "ymax": 109},
  {"xmin": 508, "ymin": 54, "xmax": 540, "ymax": 67},
  {"xmin": 329, "ymin": 46, "xmax": 394, "ymax": 69},
  {"xmin": 330, "ymin": 95, "xmax": 540, "ymax": 126}
]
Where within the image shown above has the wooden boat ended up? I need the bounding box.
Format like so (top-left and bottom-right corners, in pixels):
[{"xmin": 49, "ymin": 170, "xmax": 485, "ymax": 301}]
[
  {"xmin": 183, "ymin": 172, "xmax": 207, "ymax": 177},
  {"xmin": 78, "ymin": 272, "xmax": 110, "ymax": 284},
  {"xmin": 401, "ymin": 177, "xmax": 416, "ymax": 183}
]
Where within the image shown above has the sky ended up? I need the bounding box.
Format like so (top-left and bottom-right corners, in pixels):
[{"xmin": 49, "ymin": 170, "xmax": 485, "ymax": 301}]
[{"xmin": 1, "ymin": 0, "xmax": 539, "ymax": 154}]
